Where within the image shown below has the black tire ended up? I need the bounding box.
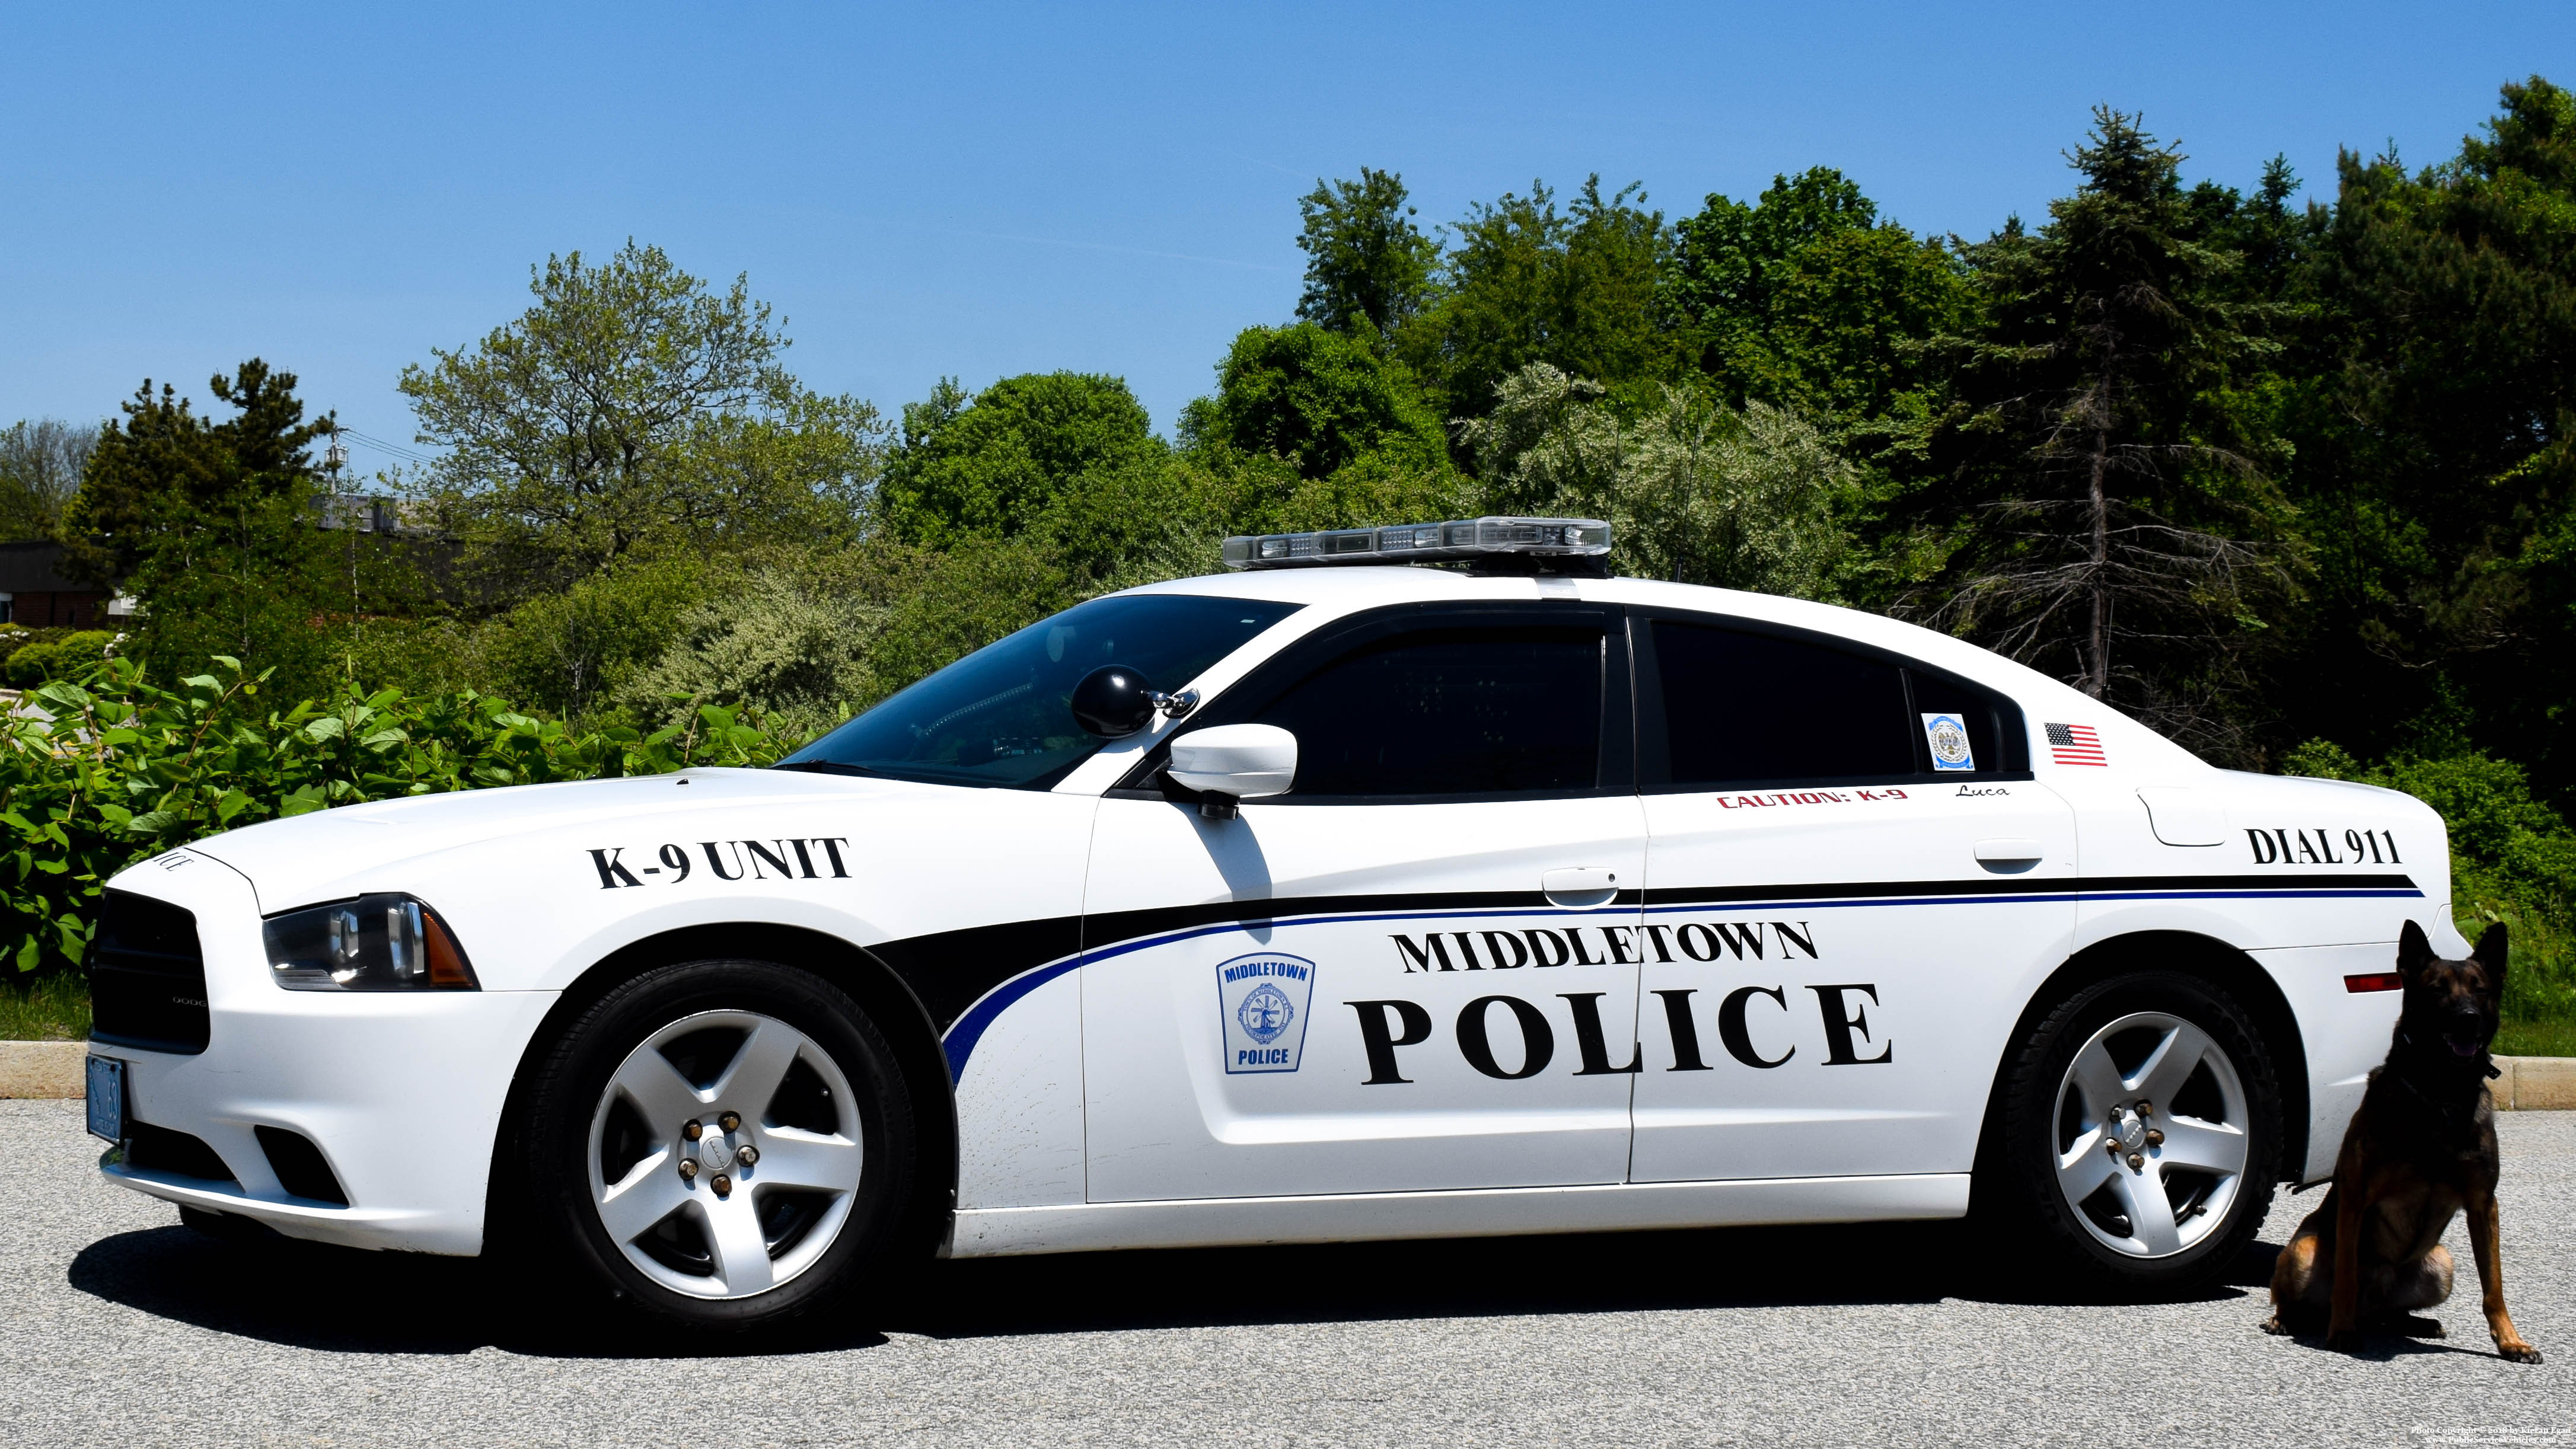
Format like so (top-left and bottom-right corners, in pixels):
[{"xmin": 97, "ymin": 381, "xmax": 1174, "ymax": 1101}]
[
  {"xmin": 1987, "ymin": 970, "xmax": 2281, "ymax": 1298},
  {"xmin": 509, "ymin": 959, "xmax": 919, "ymax": 1333}
]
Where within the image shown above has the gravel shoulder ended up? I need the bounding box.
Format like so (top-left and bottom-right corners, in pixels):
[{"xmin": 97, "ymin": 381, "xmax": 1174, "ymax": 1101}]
[{"xmin": 2, "ymin": 1099, "xmax": 2569, "ymax": 1448}]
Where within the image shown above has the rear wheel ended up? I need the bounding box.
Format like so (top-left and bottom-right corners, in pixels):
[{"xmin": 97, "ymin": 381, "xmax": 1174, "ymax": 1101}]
[
  {"xmin": 1991, "ymin": 971, "xmax": 2280, "ymax": 1297},
  {"xmin": 514, "ymin": 959, "xmax": 918, "ymax": 1332}
]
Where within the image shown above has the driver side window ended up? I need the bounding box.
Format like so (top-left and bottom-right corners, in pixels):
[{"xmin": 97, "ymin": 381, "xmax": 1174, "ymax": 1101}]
[{"xmin": 1251, "ymin": 624, "xmax": 1607, "ymax": 799}]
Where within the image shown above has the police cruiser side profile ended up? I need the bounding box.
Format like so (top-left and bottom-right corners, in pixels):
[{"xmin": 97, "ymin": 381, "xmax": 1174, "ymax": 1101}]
[{"xmin": 85, "ymin": 518, "xmax": 2457, "ymax": 1332}]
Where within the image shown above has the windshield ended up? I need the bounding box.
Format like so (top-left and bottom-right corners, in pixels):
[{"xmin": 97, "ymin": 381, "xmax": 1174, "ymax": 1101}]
[{"xmin": 781, "ymin": 593, "xmax": 1303, "ymax": 789}]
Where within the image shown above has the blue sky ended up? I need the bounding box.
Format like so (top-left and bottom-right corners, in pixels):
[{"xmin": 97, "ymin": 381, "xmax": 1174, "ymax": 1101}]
[{"xmin": 4, "ymin": 2, "xmax": 2568, "ymax": 477}]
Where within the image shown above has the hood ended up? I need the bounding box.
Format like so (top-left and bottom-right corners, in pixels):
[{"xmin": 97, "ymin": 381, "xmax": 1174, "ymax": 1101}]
[{"xmin": 183, "ymin": 767, "xmax": 957, "ymax": 914}]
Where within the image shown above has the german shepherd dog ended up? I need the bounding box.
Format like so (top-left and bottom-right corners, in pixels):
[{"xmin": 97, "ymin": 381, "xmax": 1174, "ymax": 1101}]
[{"xmin": 2264, "ymin": 921, "xmax": 2540, "ymax": 1361}]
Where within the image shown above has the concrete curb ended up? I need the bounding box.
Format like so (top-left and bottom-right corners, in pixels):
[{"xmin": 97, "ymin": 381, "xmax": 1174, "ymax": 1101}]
[
  {"xmin": 2495, "ymin": 1055, "xmax": 2576, "ymax": 1111},
  {"xmin": 0, "ymin": 1040, "xmax": 85, "ymax": 1098},
  {"xmin": 4, "ymin": 1039, "xmax": 2571, "ymax": 1108}
]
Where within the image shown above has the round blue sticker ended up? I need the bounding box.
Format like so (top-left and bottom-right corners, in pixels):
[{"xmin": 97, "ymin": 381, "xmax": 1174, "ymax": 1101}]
[{"xmin": 1236, "ymin": 983, "xmax": 1295, "ymax": 1043}]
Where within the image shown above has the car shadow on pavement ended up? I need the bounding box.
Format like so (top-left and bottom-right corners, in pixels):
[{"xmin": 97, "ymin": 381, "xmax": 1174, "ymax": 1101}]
[
  {"xmin": 69, "ymin": 1213, "xmax": 2279, "ymax": 1360},
  {"xmin": 65, "ymin": 1224, "xmax": 799, "ymax": 1359},
  {"xmin": 894, "ymin": 1217, "xmax": 2274, "ymax": 1341}
]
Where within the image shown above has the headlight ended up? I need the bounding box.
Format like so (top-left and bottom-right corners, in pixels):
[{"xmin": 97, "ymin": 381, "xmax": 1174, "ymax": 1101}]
[{"xmin": 264, "ymin": 893, "xmax": 479, "ymax": 991}]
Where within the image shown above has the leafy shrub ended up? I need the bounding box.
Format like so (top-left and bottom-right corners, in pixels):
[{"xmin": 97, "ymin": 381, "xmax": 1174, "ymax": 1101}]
[
  {"xmin": 859, "ymin": 540, "xmax": 1079, "ymax": 699},
  {"xmin": 2284, "ymin": 739, "xmax": 2576, "ymax": 1025},
  {"xmin": 5, "ymin": 630, "xmax": 117, "ymax": 688},
  {"xmin": 473, "ymin": 553, "xmax": 738, "ymax": 722},
  {"xmin": 0, "ymin": 625, "xmax": 65, "ymax": 663},
  {"xmin": 333, "ymin": 614, "xmax": 484, "ymax": 698},
  {"xmin": 616, "ymin": 569, "xmax": 888, "ymax": 739},
  {"xmin": 0, "ymin": 655, "xmax": 795, "ymax": 974}
]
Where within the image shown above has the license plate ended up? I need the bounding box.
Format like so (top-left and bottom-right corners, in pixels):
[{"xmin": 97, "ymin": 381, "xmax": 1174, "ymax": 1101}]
[{"xmin": 85, "ymin": 1056, "xmax": 126, "ymax": 1144}]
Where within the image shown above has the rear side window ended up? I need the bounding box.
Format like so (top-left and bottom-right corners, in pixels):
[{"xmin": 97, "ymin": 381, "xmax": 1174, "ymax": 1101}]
[
  {"xmin": 1649, "ymin": 621, "xmax": 1912, "ymax": 787},
  {"xmin": 1254, "ymin": 626, "xmax": 1605, "ymax": 797}
]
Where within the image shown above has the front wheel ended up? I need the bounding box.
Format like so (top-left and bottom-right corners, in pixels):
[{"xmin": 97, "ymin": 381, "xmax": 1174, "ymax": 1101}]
[
  {"xmin": 1990, "ymin": 971, "xmax": 2281, "ymax": 1297},
  {"xmin": 512, "ymin": 960, "xmax": 919, "ymax": 1332}
]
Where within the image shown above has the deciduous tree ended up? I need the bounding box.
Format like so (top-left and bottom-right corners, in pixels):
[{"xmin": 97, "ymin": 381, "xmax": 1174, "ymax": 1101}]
[
  {"xmin": 1181, "ymin": 323, "xmax": 1449, "ymax": 479},
  {"xmin": 399, "ymin": 241, "xmax": 883, "ymax": 586},
  {"xmin": 0, "ymin": 420, "xmax": 96, "ymax": 541},
  {"xmin": 1459, "ymin": 362, "xmax": 1853, "ymax": 597},
  {"xmin": 1401, "ymin": 177, "xmax": 1672, "ymax": 420},
  {"xmin": 875, "ymin": 372, "xmax": 1163, "ymax": 548},
  {"xmin": 1668, "ymin": 168, "xmax": 1970, "ymax": 436},
  {"xmin": 1295, "ymin": 168, "xmax": 1442, "ymax": 341}
]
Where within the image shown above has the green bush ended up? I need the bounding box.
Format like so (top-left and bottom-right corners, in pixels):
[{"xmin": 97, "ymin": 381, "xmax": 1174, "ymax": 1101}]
[
  {"xmin": 5, "ymin": 629, "xmax": 116, "ymax": 688},
  {"xmin": 615, "ymin": 569, "xmax": 888, "ymax": 741},
  {"xmin": 0, "ymin": 625, "xmax": 70, "ymax": 665},
  {"xmin": 0, "ymin": 655, "xmax": 797, "ymax": 975},
  {"xmin": 2284, "ymin": 739, "xmax": 2576, "ymax": 1027},
  {"xmin": 473, "ymin": 554, "xmax": 738, "ymax": 723}
]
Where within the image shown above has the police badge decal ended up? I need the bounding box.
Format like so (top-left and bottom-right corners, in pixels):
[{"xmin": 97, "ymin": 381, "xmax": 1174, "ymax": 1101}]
[
  {"xmin": 1920, "ymin": 713, "xmax": 1975, "ymax": 773},
  {"xmin": 1215, "ymin": 951, "xmax": 1318, "ymax": 1073}
]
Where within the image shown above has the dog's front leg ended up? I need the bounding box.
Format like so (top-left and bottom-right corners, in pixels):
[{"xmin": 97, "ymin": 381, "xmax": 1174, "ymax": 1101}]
[
  {"xmin": 2325, "ymin": 1174, "xmax": 2368, "ymax": 1351},
  {"xmin": 2466, "ymin": 1186, "xmax": 2542, "ymax": 1364}
]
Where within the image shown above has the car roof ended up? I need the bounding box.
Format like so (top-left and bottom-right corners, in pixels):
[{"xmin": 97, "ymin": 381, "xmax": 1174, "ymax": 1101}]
[{"xmin": 1121, "ymin": 566, "xmax": 2033, "ymax": 691}]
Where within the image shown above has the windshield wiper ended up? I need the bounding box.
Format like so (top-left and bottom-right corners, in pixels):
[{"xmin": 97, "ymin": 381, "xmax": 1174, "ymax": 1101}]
[{"xmin": 770, "ymin": 759, "xmax": 876, "ymax": 777}]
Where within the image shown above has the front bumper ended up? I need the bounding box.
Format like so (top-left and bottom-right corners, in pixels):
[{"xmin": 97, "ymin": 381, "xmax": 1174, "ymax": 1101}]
[{"xmin": 93, "ymin": 853, "xmax": 558, "ymax": 1255}]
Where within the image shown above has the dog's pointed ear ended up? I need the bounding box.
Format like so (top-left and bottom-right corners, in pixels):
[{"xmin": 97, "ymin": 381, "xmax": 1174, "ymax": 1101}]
[
  {"xmin": 2472, "ymin": 921, "xmax": 2509, "ymax": 988},
  {"xmin": 2396, "ymin": 919, "xmax": 2434, "ymax": 980}
]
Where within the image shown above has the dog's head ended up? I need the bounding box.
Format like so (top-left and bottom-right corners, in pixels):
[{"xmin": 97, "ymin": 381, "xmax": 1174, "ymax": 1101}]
[{"xmin": 2396, "ymin": 918, "xmax": 2508, "ymax": 1059}]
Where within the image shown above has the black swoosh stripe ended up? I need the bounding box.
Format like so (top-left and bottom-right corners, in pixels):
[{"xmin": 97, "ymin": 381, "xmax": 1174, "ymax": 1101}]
[
  {"xmin": 873, "ymin": 871, "xmax": 2418, "ymax": 1036},
  {"xmin": 1644, "ymin": 872, "xmax": 2418, "ymax": 906},
  {"xmin": 866, "ymin": 915, "xmax": 1081, "ymax": 1034}
]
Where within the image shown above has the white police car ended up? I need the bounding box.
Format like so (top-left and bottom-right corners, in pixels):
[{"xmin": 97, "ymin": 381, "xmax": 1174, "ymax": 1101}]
[{"xmin": 85, "ymin": 518, "xmax": 2456, "ymax": 1332}]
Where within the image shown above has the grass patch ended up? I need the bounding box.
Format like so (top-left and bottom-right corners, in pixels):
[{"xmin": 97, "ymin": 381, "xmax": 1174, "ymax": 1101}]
[
  {"xmin": 2495, "ymin": 1019, "xmax": 2576, "ymax": 1058},
  {"xmin": 2455, "ymin": 902, "xmax": 2576, "ymax": 1061},
  {"xmin": 0, "ymin": 973, "xmax": 90, "ymax": 1041}
]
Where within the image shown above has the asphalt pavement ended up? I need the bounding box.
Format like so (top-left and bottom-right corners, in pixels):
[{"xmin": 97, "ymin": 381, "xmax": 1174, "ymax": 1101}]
[{"xmin": 3, "ymin": 1099, "xmax": 2570, "ymax": 1448}]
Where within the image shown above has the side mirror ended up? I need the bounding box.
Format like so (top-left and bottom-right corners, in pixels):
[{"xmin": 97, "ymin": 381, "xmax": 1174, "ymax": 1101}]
[
  {"xmin": 1071, "ymin": 665, "xmax": 1158, "ymax": 738},
  {"xmin": 1072, "ymin": 665, "xmax": 1200, "ymax": 738},
  {"xmin": 1168, "ymin": 724, "xmax": 1297, "ymax": 810}
]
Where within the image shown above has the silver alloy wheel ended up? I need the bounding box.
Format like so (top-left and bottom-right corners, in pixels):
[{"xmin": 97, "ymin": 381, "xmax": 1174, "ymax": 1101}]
[
  {"xmin": 2051, "ymin": 1010, "xmax": 2250, "ymax": 1258},
  {"xmin": 586, "ymin": 1009, "xmax": 865, "ymax": 1299}
]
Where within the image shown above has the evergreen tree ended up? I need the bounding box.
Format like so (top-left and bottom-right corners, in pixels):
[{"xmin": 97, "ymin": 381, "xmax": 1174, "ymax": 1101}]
[
  {"xmin": 60, "ymin": 361, "xmax": 346, "ymax": 691},
  {"xmin": 1923, "ymin": 110, "xmax": 2286, "ymax": 753},
  {"xmin": 2287, "ymin": 77, "xmax": 2576, "ymax": 797}
]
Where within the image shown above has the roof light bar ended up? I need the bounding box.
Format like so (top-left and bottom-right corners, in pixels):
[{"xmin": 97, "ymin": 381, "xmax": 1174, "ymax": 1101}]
[{"xmin": 1220, "ymin": 516, "xmax": 1613, "ymax": 571}]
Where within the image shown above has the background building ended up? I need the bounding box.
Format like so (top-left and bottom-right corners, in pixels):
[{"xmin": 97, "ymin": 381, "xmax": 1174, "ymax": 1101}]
[{"xmin": 0, "ymin": 540, "xmax": 121, "ymax": 627}]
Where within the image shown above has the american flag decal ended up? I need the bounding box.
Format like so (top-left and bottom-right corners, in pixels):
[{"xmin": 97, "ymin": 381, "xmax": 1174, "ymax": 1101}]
[{"xmin": 2045, "ymin": 722, "xmax": 2107, "ymax": 766}]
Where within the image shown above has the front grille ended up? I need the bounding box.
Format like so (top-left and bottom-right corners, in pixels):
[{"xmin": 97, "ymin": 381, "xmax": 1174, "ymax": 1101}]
[{"xmin": 90, "ymin": 890, "xmax": 210, "ymax": 1054}]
